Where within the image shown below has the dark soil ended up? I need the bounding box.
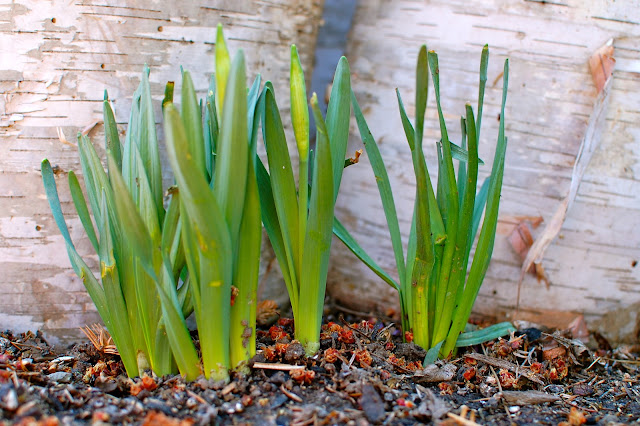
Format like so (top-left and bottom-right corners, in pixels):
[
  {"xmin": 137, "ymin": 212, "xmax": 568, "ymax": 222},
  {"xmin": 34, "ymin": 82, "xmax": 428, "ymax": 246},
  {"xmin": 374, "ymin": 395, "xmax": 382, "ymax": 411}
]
[{"xmin": 0, "ymin": 312, "xmax": 638, "ymax": 425}]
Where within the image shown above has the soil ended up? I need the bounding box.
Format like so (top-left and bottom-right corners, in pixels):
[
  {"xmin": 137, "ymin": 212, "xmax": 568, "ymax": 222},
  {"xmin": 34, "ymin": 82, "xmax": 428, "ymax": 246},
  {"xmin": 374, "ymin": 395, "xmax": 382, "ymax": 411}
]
[{"xmin": 0, "ymin": 309, "xmax": 638, "ymax": 425}]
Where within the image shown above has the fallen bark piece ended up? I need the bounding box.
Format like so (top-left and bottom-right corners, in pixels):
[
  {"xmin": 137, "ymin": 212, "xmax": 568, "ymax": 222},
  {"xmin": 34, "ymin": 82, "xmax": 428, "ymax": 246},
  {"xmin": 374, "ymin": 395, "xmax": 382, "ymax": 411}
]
[
  {"xmin": 501, "ymin": 390, "xmax": 560, "ymax": 405},
  {"xmin": 465, "ymin": 353, "xmax": 544, "ymax": 385},
  {"xmin": 414, "ymin": 363, "xmax": 457, "ymax": 383},
  {"xmin": 359, "ymin": 383, "xmax": 386, "ymax": 423}
]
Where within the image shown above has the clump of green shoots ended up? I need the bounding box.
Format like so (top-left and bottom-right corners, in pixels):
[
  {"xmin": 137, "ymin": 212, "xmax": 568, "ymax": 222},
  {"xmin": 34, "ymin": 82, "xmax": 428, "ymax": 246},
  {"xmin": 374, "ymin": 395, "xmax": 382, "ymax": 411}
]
[
  {"xmin": 41, "ymin": 67, "xmax": 195, "ymax": 379},
  {"xmin": 41, "ymin": 25, "xmax": 262, "ymax": 381},
  {"xmin": 256, "ymin": 46, "xmax": 352, "ymax": 355},
  {"xmin": 335, "ymin": 45, "xmax": 513, "ymax": 359}
]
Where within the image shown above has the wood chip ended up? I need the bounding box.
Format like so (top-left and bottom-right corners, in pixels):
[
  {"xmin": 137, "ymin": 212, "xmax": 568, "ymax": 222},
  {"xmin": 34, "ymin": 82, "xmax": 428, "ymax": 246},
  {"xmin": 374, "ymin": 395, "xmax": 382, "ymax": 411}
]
[
  {"xmin": 252, "ymin": 362, "xmax": 305, "ymax": 371},
  {"xmin": 465, "ymin": 353, "xmax": 544, "ymax": 385},
  {"xmin": 501, "ymin": 390, "xmax": 560, "ymax": 405},
  {"xmin": 221, "ymin": 382, "xmax": 236, "ymax": 396}
]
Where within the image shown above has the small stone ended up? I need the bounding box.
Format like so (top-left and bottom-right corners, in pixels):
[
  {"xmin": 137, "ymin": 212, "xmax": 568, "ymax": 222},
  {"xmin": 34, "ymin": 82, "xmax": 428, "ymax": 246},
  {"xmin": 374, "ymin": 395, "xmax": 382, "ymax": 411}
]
[
  {"xmin": 0, "ymin": 385, "xmax": 18, "ymax": 411},
  {"xmin": 509, "ymin": 406, "xmax": 520, "ymax": 413},
  {"xmin": 48, "ymin": 371, "xmax": 72, "ymax": 383},
  {"xmin": 284, "ymin": 341, "xmax": 305, "ymax": 362},
  {"xmin": 0, "ymin": 337, "xmax": 10, "ymax": 352},
  {"xmin": 269, "ymin": 371, "xmax": 286, "ymax": 385},
  {"xmin": 359, "ymin": 383, "xmax": 386, "ymax": 423},
  {"xmin": 186, "ymin": 397, "xmax": 198, "ymax": 409},
  {"xmin": 573, "ymin": 383, "xmax": 594, "ymax": 396}
]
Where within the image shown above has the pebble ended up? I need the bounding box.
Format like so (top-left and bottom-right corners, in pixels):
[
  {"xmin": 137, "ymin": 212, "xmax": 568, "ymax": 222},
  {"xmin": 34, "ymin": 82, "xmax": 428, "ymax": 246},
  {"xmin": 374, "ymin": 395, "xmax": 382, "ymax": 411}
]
[
  {"xmin": 284, "ymin": 342, "xmax": 305, "ymax": 362},
  {"xmin": 0, "ymin": 337, "xmax": 10, "ymax": 352},
  {"xmin": 48, "ymin": 371, "xmax": 72, "ymax": 383},
  {"xmin": 0, "ymin": 385, "xmax": 18, "ymax": 411},
  {"xmin": 509, "ymin": 406, "xmax": 520, "ymax": 413},
  {"xmin": 359, "ymin": 383, "xmax": 386, "ymax": 424}
]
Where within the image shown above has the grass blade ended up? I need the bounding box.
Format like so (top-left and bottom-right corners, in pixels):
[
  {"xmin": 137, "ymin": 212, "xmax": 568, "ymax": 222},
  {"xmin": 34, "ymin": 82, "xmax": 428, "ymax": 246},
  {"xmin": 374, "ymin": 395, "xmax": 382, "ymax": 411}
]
[
  {"xmin": 350, "ymin": 91, "xmax": 406, "ymax": 286},
  {"xmin": 214, "ymin": 51, "xmax": 249, "ymax": 244},
  {"xmin": 262, "ymin": 87, "xmax": 300, "ymax": 301},
  {"xmin": 326, "ymin": 57, "xmax": 351, "ymax": 203},
  {"xmin": 443, "ymin": 59, "xmax": 509, "ymax": 357},
  {"xmin": 333, "ymin": 217, "xmax": 400, "ymax": 291},
  {"xmin": 138, "ymin": 67, "xmax": 164, "ymax": 221},
  {"xmin": 428, "ymin": 51, "xmax": 460, "ymax": 346},
  {"xmin": 455, "ymin": 322, "xmax": 515, "ymax": 347},
  {"xmin": 255, "ymin": 157, "xmax": 297, "ymax": 314},
  {"xmin": 204, "ymin": 77, "xmax": 218, "ymax": 181},
  {"xmin": 103, "ymin": 92, "xmax": 122, "ymax": 171},
  {"xmin": 438, "ymin": 105, "xmax": 479, "ymax": 351},
  {"xmin": 215, "ymin": 23, "xmax": 231, "ymax": 117},
  {"xmin": 41, "ymin": 159, "xmax": 109, "ymax": 321},
  {"xmin": 476, "ymin": 45, "xmax": 489, "ymax": 142},
  {"xmin": 297, "ymin": 93, "xmax": 334, "ymax": 355},
  {"xmin": 97, "ymin": 191, "xmax": 139, "ymax": 377},
  {"xmin": 230, "ymin": 157, "xmax": 261, "ymax": 370},
  {"xmin": 164, "ymin": 102, "xmax": 232, "ymax": 381},
  {"xmin": 181, "ymin": 70, "xmax": 207, "ymax": 180},
  {"xmin": 68, "ymin": 171, "xmax": 99, "ymax": 253}
]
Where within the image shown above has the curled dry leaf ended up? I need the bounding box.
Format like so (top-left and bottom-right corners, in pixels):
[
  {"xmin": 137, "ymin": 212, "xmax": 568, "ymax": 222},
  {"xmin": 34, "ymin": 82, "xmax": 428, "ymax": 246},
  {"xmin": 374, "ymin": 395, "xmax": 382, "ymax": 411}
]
[
  {"xmin": 516, "ymin": 39, "xmax": 614, "ymax": 309},
  {"xmin": 588, "ymin": 39, "xmax": 615, "ymax": 94},
  {"xmin": 256, "ymin": 300, "xmax": 280, "ymax": 327},
  {"xmin": 413, "ymin": 363, "xmax": 457, "ymax": 383}
]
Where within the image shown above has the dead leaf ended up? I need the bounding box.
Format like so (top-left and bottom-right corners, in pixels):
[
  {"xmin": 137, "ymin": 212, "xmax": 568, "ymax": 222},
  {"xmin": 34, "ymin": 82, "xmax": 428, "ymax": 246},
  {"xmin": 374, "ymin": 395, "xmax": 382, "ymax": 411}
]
[
  {"xmin": 567, "ymin": 315, "xmax": 589, "ymax": 343},
  {"xmin": 256, "ymin": 300, "xmax": 279, "ymax": 327},
  {"xmin": 497, "ymin": 215, "xmax": 543, "ymax": 236},
  {"xmin": 542, "ymin": 345, "xmax": 567, "ymax": 360},
  {"xmin": 516, "ymin": 39, "xmax": 614, "ymax": 310},
  {"xmin": 588, "ymin": 39, "xmax": 615, "ymax": 94},
  {"xmin": 413, "ymin": 363, "xmax": 457, "ymax": 383}
]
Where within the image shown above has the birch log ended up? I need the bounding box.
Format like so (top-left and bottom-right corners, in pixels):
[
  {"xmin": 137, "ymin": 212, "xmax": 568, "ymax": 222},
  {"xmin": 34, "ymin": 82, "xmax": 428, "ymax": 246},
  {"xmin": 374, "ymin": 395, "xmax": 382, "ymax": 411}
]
[
  {"xmin": 0, "ymin": 0, "xmax": 323, "ymax": 343},
  {"xmin": 330, "ymin": 0, "xmax": 640, "ymax": 342}
]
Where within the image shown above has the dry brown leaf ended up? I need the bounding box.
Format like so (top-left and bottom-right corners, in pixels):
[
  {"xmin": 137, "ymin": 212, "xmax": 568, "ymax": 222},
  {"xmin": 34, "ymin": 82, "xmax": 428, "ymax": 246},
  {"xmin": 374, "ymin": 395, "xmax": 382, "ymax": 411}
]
[
  {"xmin": 497, "ymin": 215, "xmax": 543, "ymax": 236},
  {"xmin": 256, "ymin": 300, "xmax": 279, "ymax": 327},
  {"xmin": 516, "ymin": 39, "xmax": 615, "ymax": 310},
  {"xmin": 567, "ymin": 315, "xmax": 589, "ymax": 342},
  {"xmin": 589, "ymin": 39, "xmax": 615, "ymax": 94}
]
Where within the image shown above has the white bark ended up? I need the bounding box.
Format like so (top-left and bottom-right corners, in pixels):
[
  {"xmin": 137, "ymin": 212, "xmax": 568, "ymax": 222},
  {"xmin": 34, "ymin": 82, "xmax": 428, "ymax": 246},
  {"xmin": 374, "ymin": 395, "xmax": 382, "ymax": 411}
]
[
  {"xmin": 0, "ymin": 0, "xmax": 323, "ymax": 343},
  {"xmin": 330, "ymin": 0, "xmax": 640, "ymax": 342}
]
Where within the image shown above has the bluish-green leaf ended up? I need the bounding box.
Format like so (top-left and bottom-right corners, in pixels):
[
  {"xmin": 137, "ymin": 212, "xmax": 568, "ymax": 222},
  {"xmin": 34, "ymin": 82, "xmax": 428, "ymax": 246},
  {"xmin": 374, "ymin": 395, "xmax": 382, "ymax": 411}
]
[
  {"xmin": 350, "ymin": 91, "xmax": 405, "ymax": 287},
  {"xmin": 326, "ymin": 57, "xmax": 351, "ymax": 203}
]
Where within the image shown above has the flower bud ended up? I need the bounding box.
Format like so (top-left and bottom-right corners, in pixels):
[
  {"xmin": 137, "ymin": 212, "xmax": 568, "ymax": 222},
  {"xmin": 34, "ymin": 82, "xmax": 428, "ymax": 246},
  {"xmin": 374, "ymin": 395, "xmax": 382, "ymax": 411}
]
[{"xmin": 290, "ymin": 45, "xmax": 309, "ymax": 162}]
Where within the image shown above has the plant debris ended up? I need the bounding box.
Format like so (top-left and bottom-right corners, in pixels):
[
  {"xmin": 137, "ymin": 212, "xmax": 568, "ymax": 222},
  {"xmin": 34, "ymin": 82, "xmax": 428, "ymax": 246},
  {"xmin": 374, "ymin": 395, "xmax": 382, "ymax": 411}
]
[{"xmin": 0, "ymin": 315, "xmax": 638, "ymax": 425}]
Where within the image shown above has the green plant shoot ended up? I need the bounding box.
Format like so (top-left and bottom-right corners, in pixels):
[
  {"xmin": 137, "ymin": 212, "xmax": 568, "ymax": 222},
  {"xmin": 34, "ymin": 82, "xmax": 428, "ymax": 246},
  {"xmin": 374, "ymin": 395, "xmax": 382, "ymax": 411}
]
[
  {"xmin": 257, "ymin": 52, "xmax": 351, "ymax": 355},
  {"xmin": 334, "ymin": 45, "xmax": 512, "ymax": 359}
]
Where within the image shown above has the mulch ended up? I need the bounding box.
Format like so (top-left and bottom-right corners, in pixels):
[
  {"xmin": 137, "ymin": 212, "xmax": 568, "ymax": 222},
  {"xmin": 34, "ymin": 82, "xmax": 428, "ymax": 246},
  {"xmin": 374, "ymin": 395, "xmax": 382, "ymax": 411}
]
[{"xmin": 0, "ymin": 312, "xmax": 638, "ymax": 425}]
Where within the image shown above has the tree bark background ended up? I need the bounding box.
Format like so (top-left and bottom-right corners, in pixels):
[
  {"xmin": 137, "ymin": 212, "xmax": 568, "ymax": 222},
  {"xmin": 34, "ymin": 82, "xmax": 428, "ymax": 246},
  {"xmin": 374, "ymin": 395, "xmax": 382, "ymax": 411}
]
[
  {"xmin": 0, "ymin": 0, "xmax": 323, "ymax": 343},
  {"xmin": 329, "ymin": 0, "xmax": 640, "ymax": 342}
]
